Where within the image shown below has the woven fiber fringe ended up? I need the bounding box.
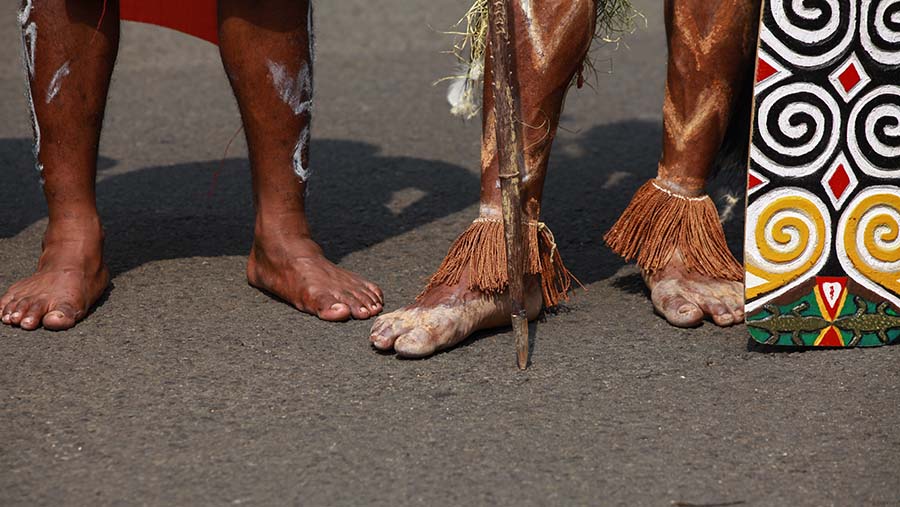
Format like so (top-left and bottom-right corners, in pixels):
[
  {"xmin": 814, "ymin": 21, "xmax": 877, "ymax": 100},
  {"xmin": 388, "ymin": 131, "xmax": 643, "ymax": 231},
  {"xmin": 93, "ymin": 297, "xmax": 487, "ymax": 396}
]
[
  {"xmin": 422, "ymin": 219, "xmax": 575, "ymax": 307},
  {"xmin": 604, "ymin": 179, "xmax": 743, "ymax": 280}
]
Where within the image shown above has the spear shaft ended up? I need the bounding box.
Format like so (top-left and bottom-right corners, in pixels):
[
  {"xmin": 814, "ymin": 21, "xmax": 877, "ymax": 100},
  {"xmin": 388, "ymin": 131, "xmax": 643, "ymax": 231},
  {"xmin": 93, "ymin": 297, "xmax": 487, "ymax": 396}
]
[{"xmin": 487, "ymin": 0, "xmax": 529, "ymax": 369}]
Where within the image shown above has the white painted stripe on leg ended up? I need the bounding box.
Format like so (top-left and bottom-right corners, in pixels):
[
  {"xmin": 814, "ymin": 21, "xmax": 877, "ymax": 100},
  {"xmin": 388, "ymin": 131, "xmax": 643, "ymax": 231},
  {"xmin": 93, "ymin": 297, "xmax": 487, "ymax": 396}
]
[
  {"xmin": 20, "ymin": 19, "xmax": 42, "ymax": 173},
  {"xmin": 18, "ymin": 0, "xmax": 34, "ymax": 26},
  {"xmin": 292, "ymin": 125, "xmax": 311, "ymax": 182},
  {"xmin": 266, "ymin": 60, "xmax": 312, "ymax": 116},
  {"xmin": 46, "ymin": 60, "xmax": 70, "ymax": 104}
]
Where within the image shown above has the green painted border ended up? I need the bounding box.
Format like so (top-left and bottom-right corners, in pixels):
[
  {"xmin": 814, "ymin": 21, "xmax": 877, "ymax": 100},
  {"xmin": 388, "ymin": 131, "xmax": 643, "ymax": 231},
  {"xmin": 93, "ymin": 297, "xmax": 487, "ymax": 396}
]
[{"xmin": 748, "ymin": 291, "xmax": 900, "ymax": 347}]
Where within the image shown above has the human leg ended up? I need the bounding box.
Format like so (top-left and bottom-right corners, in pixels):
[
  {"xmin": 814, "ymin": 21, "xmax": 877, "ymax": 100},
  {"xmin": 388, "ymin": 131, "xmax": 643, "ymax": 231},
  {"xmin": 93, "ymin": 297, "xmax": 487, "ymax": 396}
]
[
  {"xmin": 370, "ymin": 1, "xmax": 596, "ymax": 357},
  {"xmin": 1, "ymin": 0, "xmax": 118, "ymax": 330},
  {"xmin": 605, "ymin": 0, "xmax": 759, "ymax": 327},
  {"xmin": 217, "ymin": 0, "xmax": 383, "ymax": 321}
]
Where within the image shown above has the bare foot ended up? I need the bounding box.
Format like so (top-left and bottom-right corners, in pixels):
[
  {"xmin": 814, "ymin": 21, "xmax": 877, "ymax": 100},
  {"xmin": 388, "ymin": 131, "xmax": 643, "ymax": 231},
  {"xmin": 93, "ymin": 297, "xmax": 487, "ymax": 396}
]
[
  {"xmin": 644, "ymin": 249, "xmax": 744, "ymax": 327},
  {"xmin": 247, "ymin": 234, "xmax": 383, "ymax": 321},
  {"xmin": 369, "ymin": 272, "xmax": 543, "ymax": 358},
  {"xmin": 1, "ymin": 219, "xmax": 109, "ymax": 331}
]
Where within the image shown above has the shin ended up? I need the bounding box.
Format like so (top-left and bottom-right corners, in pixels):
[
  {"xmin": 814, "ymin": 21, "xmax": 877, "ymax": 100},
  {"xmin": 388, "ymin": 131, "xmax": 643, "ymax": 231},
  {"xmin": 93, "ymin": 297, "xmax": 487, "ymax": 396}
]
[{"xmin": 2, "ymin": 0, "xmax": 118, "ymax": 330}]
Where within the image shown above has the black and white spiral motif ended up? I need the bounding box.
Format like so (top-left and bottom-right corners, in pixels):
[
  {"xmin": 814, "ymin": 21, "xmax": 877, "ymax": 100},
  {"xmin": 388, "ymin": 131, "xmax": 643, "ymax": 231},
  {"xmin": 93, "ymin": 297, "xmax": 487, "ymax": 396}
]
[
  {"xmin": 861, "ymin": 0, "xmax": 900, "ymax": 66},
  {"xmin": 761, "ymin": 0, "xmax": 857, "ymax": 67},
  {"xmin": 752, "ymin": 82, "xmax": 842, "ymax": 177},
  {"xmin": 848, "ymin": 85, "xmax": 900, "ymax": 178}
]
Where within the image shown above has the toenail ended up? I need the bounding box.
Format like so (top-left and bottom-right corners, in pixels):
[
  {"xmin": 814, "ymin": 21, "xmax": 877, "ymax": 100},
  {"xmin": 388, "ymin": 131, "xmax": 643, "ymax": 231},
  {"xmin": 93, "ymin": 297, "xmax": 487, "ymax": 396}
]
[
  {"xmin": 11, "ymin": 312, "xmax": 21, "ymax": 319},
  {"xmin": 22, "ymin": 318, "xmax": 34, "ymax": 326},
  {"xmin": 331, "ymin": 303, "xmax": 344, "ymax": 310},
  {"xmin": 678, "ymin": 305, "xmax": 693, "ymax": 315}
]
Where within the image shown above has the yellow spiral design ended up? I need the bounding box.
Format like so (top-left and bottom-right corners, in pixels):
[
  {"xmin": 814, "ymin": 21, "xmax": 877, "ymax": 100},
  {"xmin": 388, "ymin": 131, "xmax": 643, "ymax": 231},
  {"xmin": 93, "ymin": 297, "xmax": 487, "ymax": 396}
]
[
  {"xmin": 746, "ymin": 193, "xmax": 828, "ymax": 299},
  {"xmin": 843, "ymin": 192, "xmax": 900, "ymax": 294}
]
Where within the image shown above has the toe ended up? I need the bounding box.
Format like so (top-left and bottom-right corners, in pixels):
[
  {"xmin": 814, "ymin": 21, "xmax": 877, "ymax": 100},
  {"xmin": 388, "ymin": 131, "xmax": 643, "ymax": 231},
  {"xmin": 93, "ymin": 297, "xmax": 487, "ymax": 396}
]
[
  {"xmin": 359, "ymin": 288, "xmax": 383, "ymax": 314},
  {"xmin": 722, "ymin": 293, "xmax": 745, "ymax": 323},
  {"xmin": 1, "ymin": 299, "xmax": 17, "ymax": 324},
  {"xmin": 42, "ymin": 303, "xmax": 79, "ymax": 331},
  {"xmin": 313, "ymin": 294, "xmax": 352, "ymax": 322},
  {"xmin": 369, "ymin": 316, "xmax": 388, "ymax": 344},
  {"xmin": 655, "ymin": 294, "xmax": 704, "ymax": 328},
  {"xmin": 711, "ymin": 305, "xmax": 736, "ymax": 326},
  {"xmin": 9, "ymin": 298, "xmax": 32, "ymax": 325},
  {"xmin": 700, "ymin": 299, "xmax": 736, "ymax": 327},
  {"xmin": 319, "ymin": 304, "xmax": 352, "ymax": 322},
  {"xmin": 20, "ymin": 300, "xmax": 49, "ymax": 330},
  {"xmin": 351, "ymin": 306, "xmax": 371, "ymax": 320},
  {"xmin": 365, "ymin": 282, "xmax": 384, "ymax": 304},
  {"xmin": 394, "ymin": 327, "xmax": 438, "ymax": 358},
  {"xmin": 0, "ymin": 290, "xmax": 14, "ymax": 312},
  {"xmin": 370, "ymin": 313, "xmax": 411, "ymax": 350},
  {"xmin": 344, "ymin": 292, "xmax": 372, "ymax": 320}
]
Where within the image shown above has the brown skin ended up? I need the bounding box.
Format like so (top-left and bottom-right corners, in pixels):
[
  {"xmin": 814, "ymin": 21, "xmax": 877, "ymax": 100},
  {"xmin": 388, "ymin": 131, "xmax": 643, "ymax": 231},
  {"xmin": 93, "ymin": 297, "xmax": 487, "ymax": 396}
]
[
  {"xmin": 649, "ymin": 0, "xmax": 758, "ymax": 328},
  {"xmin": 2, "ymin": 0, "xmax": 382, "ymax": 331},
  {"xmin": 373, "ymin": 0, "xmax": 759, "ymax": 355},
  {"xmin": 2, "ymin": 0, "xmax": 115, "ymax": 331},
  {"xmin": 218, "ymin": 0, "xmax": 383, "ymax": 321},
  {"xmin": 371, "ymin": 0, "xmax": 596, "ymax": 357}
]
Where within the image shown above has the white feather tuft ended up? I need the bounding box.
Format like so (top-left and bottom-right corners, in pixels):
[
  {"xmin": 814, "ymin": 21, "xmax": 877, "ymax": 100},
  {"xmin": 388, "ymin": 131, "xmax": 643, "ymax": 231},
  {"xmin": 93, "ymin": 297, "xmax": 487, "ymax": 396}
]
[{"xmin": 447, "ymin": 59, "xmax": 483, "ymax": 120}]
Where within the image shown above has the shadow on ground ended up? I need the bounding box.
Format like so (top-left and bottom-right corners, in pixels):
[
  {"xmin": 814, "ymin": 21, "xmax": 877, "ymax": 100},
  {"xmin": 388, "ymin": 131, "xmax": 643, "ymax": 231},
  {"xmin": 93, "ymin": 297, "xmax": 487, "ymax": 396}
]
[
  {"xmin": 543, "ymin": 119, "xmax": 746, "ymax": 287},
  {"xmin": 1, "ymin": 137, "xmax": 478, "ymax": 277},
  {"xmin": 1, "ymin": 118, "xmax": 742, "ymax": 284}
]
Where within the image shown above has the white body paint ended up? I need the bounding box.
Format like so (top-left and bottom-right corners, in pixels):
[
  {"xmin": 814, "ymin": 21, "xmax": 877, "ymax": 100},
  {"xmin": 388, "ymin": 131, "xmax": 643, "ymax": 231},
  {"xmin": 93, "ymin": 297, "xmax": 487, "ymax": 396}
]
[
  {"xmin": 292, "ymin": 125, "xmax": 311, "ymax": 181},
  {"xmin": 46, "ymin": 61, "xmax": 70, "ymax": 104},
  {"xmin": 520, "ymin": 0, "xmax": 586, "ymax": 70},
  {"xmin": 17, "ymin": 0, "xmax": 34, "ymax": 26},
  {"xmin": 19, "ymin": 4, "xmax": 42, "ymax": 174},
  {"xmin": 447, "ymin": 0, "xmax": 586, "ymax": 118},
  {"xmin": 262, "ymin": 5, "xmax": 316, "ymax": 183},
  {"xmin": 479, "ymin": 203, "xmax": 502, "ymax": 218},
  {"xmin": 22, "ymin": 22, "xmax": 37, "ymax": 74},
  {"xmin": 267, "ymin": 61, "xmax": 312, "ymax": 116},
  {"xmin": 303, "ymin": 3, "xmax": 315, "ymax": 183}
]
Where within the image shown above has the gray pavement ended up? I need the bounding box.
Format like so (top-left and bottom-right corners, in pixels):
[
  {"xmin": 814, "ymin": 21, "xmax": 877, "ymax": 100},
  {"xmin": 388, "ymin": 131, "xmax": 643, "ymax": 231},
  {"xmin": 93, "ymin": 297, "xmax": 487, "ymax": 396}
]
[{"xmin": 1, "ymin": 1, "xmax": 898, "ymax": 505}]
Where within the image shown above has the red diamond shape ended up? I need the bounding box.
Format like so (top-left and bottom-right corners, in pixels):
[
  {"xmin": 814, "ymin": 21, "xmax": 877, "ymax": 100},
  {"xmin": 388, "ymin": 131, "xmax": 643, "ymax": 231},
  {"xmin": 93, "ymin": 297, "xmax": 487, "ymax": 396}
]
[
  {"xmin": 828, "ymin": 164, "xmax": 851, "ymax": 199},
  {"xmin": 756, "ymin": 58, "xmax": 777, "ymax": 84},
  {"xmin": 838, "ymin": 63, "xmax": 861, "ymax": 93}
]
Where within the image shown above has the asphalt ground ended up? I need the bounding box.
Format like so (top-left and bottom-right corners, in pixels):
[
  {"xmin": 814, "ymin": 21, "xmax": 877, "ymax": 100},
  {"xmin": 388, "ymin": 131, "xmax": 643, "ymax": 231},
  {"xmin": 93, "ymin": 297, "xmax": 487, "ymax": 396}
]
[{"xmin": 1, "ymin": 1, "xmax": 898, "ymax": 505}]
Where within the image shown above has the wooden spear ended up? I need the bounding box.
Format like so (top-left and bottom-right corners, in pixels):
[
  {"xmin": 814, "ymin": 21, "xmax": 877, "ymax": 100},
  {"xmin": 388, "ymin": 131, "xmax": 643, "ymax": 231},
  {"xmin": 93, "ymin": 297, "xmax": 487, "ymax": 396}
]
[{"xmin": 487, "ymin": 0, "xmax": 529, "ymax": 369}]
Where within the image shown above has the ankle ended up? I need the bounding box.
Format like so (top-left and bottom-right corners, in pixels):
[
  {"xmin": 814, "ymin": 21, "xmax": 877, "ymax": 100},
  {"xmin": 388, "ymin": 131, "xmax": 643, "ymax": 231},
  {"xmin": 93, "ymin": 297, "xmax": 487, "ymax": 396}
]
[
  {"xmin": 251, "ymin": 231, "xmax": 322, "ymax": 262},
  {"xmin": 254, "ymin": 206, "xmax": 312, "ymax": 238},
  {"xmin": 653, "ymin": 177, "xmax": 706, "ymax": 198},
  {"xmin": 43, "ymin": 214, "xmax": 104, "ymax": 247},
  {"xmin": 38, "ymin": 217, "xmax": 105, "ymax": 271}
]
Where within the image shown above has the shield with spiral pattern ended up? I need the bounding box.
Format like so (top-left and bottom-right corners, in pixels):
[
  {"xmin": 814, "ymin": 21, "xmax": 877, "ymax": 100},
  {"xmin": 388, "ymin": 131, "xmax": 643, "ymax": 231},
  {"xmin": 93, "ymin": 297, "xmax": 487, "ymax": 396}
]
[{"xmin": 745, "ymin": 0, "xmax": 900, "ymax": 347}]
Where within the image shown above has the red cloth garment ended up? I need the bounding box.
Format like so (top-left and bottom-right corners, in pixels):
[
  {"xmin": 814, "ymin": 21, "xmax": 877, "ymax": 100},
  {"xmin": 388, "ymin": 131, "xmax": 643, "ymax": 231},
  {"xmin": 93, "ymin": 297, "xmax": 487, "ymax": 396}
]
[{"xmin": 120, "ymin": 0, "xmax": 219, "ymax": 44}]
